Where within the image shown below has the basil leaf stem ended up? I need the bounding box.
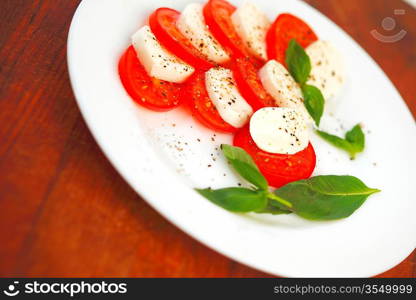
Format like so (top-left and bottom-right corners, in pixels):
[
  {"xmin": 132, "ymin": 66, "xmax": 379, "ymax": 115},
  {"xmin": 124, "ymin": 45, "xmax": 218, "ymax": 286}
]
[
  {"xmin": 267, "ymin": 192, "xmax": 293, "ymax": 209},
  {"xmin": 255, "ymin": 200, "xmax": 293, "ymax": 215}
]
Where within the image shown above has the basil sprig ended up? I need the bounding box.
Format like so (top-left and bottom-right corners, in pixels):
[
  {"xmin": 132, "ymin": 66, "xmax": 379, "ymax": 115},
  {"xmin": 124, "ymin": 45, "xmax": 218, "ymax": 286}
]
[
  {"xmin": 285, "ymin": 40, "xmax": 366, "ymax": 156},
  {"xmin": 286, "ymin": 39, "xmax": 324, "ymax": 127},
  {"xmin": 316, "ymin": 124, "xmax": 365, "ymax": 159},
  {"xmin": 196, "ymin": 145, "xmax": 379, "ymax": 221}
]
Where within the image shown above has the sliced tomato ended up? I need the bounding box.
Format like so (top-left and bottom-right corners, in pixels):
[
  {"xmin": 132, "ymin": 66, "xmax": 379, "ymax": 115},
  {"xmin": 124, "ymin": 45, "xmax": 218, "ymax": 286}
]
[
  {"xmin": 232, "ymin": 57, "xmax": 276, "ymax": 111},
  {"xmin": 266, "ymin": 13, "xmax": 318, "ymax": 64},
  {"xmin": 184, "ymin": 71, "xmax": 236, "ymax": 133},
  {"xmin": 149, "ymin": 8, "xmax": 214, "ymax": 70},
  {"xmin": 203, "ymin": 0, "xmax": 248, "ymax": 59},
  {"xmin": 233, "ymin": 126, "xmax": 316, "ymax": 188},
  {"xmin": 119, "ymin": 46, "xmax": 183, "ymax": 111}
]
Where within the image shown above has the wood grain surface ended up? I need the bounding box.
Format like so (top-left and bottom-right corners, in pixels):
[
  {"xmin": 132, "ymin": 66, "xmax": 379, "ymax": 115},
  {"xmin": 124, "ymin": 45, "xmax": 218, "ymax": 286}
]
[{"xmin": 0, "ymin": 0, "xmax": 415, "ymax": 277}]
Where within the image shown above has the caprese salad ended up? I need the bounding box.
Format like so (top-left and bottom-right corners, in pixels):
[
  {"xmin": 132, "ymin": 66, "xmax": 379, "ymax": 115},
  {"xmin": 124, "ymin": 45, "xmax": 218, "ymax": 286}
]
[{"xmin": 119, "ymin": 0, "xmax": 352, "ymax": 191}]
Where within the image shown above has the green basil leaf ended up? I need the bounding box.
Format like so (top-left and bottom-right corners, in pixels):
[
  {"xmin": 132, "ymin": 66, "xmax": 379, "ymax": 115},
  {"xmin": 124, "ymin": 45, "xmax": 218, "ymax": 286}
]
[
  {"xmin": 221, "ymin": 144, "xmax": 268, "ymax": 190},
  {"xmin": 301, "ymin": 84, "xmax": 325, "ymax": 127},
  {"xmin": 274, "ymin": 175, "xmax": 380, "ymax": 220},
  {"xmin": 285, "ymin": 39, "xmax": 311, "ymax": 85},
  {"xmin": 196, "ymin": 188, "xmax": 267, "ymax": 212},
  {"xmin": 345, "ymin": 124, "xmax": 365, "ymax": 156},
  {"xmin": 316, "ymin": 123, "xmax": 365, "ymax": 159},
  {"xmin": 316, "ymin": 129, "xmax": 354, "ymax": 153}
]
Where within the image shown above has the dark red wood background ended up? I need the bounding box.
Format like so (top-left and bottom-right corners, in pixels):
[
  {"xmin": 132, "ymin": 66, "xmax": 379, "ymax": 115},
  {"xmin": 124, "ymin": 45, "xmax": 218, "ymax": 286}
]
[{"xmin": 0, "ymin": 0, "xmax": 415, "ymax": 277}]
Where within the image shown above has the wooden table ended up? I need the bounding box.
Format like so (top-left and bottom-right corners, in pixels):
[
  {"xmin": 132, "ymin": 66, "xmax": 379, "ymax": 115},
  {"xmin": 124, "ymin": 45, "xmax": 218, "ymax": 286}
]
[{"xmin": 0, "ymin": 0, "xmax": 415, "ymax": 277}]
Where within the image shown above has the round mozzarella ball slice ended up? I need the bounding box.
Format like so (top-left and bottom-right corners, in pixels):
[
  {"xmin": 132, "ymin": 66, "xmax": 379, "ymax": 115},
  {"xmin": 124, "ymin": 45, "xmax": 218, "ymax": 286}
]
[
  {"xmin": 131, "ymin": 26, "xmax": 194, "ymax": 83},
  {"xmin": 250, "ymin": 107, "xmax": 309, "ymax": 154},
  {"xmin": 231, "ymin": 2, "xmax": 270, "ymax": 60},
  {"xmin": 205, "ymin": 67, "xmax": 253, "ymax": 128},
  {"xmin": 177, "ymin": 3, "xmax": 230, "ymax": 64},
  {"xmin": 258, "ymin": 60, "xmax": 310, "ymax": 121},
  {"xmin": 306, "ymin": 40, "xmax": 345, "ymax": 99}
]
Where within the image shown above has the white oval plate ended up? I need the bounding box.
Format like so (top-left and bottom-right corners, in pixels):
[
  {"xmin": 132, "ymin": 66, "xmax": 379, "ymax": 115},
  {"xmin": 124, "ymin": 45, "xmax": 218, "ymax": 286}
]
[{"xmin": 67, "ymin": 0, "xmax": 416, "ymax": 277}]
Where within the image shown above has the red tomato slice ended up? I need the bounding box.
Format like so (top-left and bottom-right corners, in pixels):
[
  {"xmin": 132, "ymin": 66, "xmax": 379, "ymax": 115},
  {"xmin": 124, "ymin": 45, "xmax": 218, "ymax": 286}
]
[
  {"xmin": 266, "ymin": 13, "xmax": 318, "ymax": 64},
  {"xmin": 149, "ymin": 8, "xmax": 214, "ymax": 70},
  {"xmin": 203, "ymin": 0, "xmax": 248, "ymax": 58},
  {"xmin": 232, "ymin": 57, "xmax": 276, "ymax": 111},
  {"xmin": 184, "ymin": 71, "xmax": 237, "ymax": 133},
  {"xmin": 119, "ymin": 46, "xmax": 183, "ymax": 111},
  {"xmin": 233, "ymin": 126, "xmax": 316, "ymax": 188}
]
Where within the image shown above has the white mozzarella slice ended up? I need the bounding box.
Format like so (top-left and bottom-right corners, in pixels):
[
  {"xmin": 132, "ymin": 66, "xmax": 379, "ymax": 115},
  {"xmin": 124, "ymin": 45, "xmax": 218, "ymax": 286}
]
[
  {"xmin": 231, "ymin": 2, "xmax": 270, "ymax": 60},
  {"xmin": 177, "ymin": 3, "xmax": 230, "ymax": 64},
  {"xmin": 258, "ymin": 60, "xmax": 310, "ymax": 120},
  {"xmin": 205, "ymin": 67, "xmax": 253, "ymax": 128},
  {"xmin": 131, "ymin": 25, "xmax": 194, "ymax": 83},
  {"xmin": 250, "ymin": 107, "xmax": 309, "ymax": 154},
  {"xmin": 306, "ymin": 40, "xmax": 345, "ymax": 99}
]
